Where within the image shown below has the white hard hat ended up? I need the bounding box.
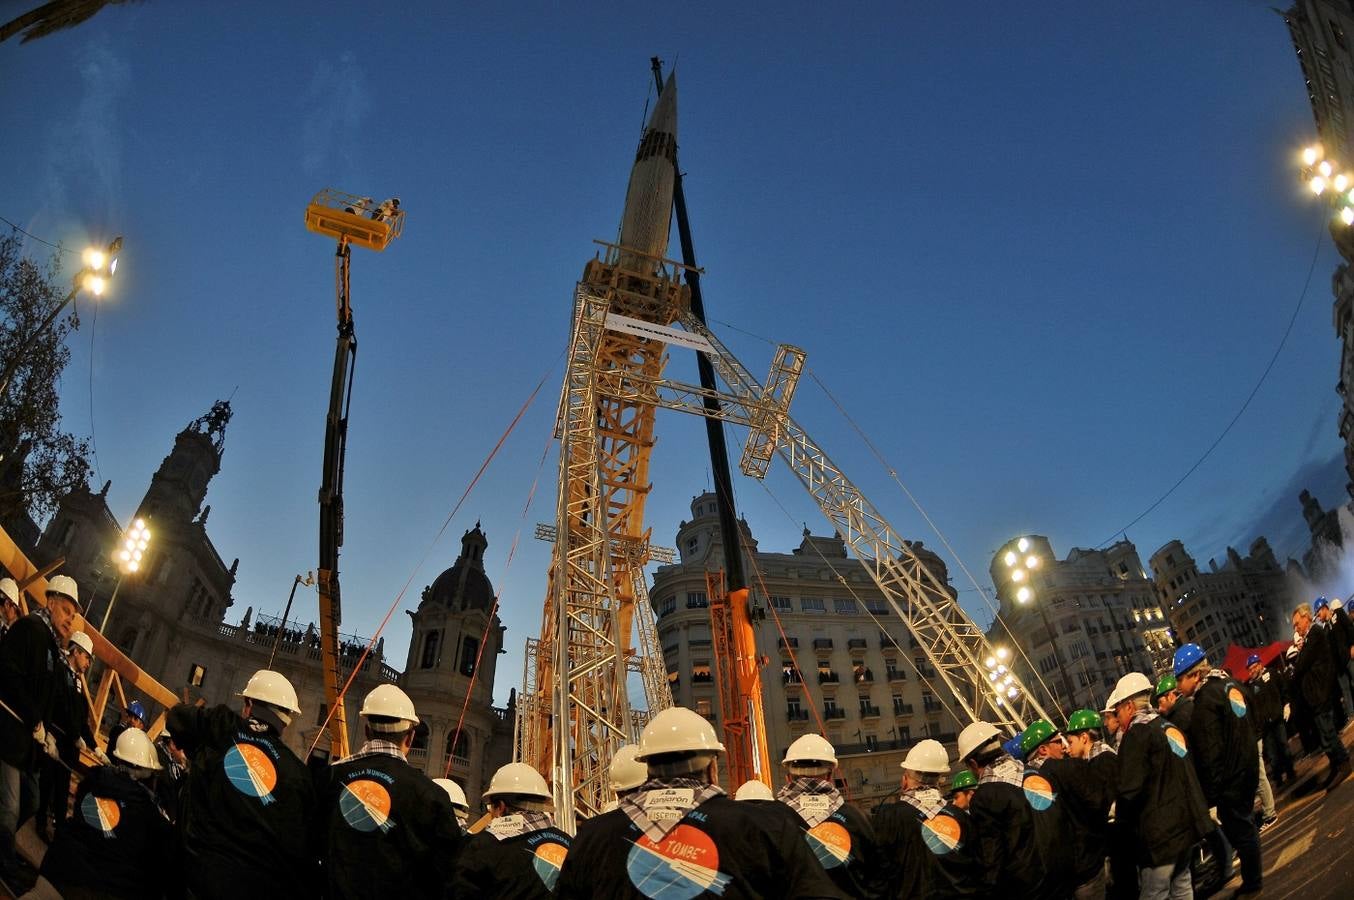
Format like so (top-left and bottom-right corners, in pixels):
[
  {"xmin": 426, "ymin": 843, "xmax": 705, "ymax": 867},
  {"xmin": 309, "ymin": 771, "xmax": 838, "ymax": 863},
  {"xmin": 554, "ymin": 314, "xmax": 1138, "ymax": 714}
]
[
  {"xmin": 433, "ymin": 777, "xmax": 469, "ymax": 810},
  {"xmin": 1333, "ymin": 598, "xmax": 1345, "ymax": 611},
  {"xmin": 901, "ymin": 738, "xmax": 950, "ymax": 774},
  {"xmin": 734, "ymin": 780, "xmax": 775, "ymax": 801},
  {"xmin": 482, "ymin": 762, "xmax": 552, "ymax": 801},
  {"xmin": 238, "ymin": 669, "xmax": 301, "ymax": 717},
  {"xmin": 1113, "ymin": 672, "xmax": 1153, "ymax": 704},
  {"xmin": 956, "ymin": 721, "xmax": 1002, "ymax": 761},
  {"xmin": 783, "ymin": 733, "xmax": 837, "ymax": 766},
  {"xmin": 1100, "ymin": 687, "xmax": 1120, "ymax": 715},
  {"xmin": 358, "ymin": 684, "xmax": 419, "ymax": 730},
  {"xmin": 113, "ymin": 728, "xmax": 161, "ymax": 771},
  {"xmin": 69, "ymin": 632, "xmax": 94, "ymax": 656},
  {"xmin": 46, "ymin": 574, "xmax": 79, "ymax": 605},
  {"xmin": 0, "ymin": 577, "xmax": 18, "ymax": 606},
  {"xmin": 635, "ymin": 707, "xmax": 726, "ymax": 761},
  {"xmin": 609, "ymin": 744, "xmax": 648, "ymax": 792}
]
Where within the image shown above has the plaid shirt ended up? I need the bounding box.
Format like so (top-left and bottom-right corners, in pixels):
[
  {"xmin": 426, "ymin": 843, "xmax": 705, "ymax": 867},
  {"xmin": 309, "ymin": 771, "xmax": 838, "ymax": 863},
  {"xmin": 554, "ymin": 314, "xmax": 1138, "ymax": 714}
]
[{"xmin": 339, "ymin": 738, "xmax": 407, "ymax": 765}]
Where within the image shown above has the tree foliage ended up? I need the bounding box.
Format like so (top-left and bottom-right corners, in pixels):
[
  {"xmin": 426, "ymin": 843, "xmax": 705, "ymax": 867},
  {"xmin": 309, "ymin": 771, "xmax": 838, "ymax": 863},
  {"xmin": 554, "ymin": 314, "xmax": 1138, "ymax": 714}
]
[
  {"xmin": 0, "ymin": 1, "xmax": 138, "ymax": 44},
  {"xmin": 0, "ymin": 229, "xmax": 92, "ymax": 527}
]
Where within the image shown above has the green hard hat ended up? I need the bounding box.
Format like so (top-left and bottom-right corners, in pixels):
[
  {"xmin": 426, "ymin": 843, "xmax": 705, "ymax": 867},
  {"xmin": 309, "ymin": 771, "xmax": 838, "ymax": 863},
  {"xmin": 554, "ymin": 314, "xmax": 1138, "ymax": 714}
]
[
  {"xmin": 1153, "ymin": 674, "xmax": 1177, "ymax": 699},
  {"xmin": 1066, "ymin": 708, "xmax": 1103, "ymax": 733},
  {"xmin": 949, "ymin": 769, "xmax": 977, "ymax": 793},
  {"xmin": 1020, "ymin": 719, "xmax": 1058, "ymax": 756}
]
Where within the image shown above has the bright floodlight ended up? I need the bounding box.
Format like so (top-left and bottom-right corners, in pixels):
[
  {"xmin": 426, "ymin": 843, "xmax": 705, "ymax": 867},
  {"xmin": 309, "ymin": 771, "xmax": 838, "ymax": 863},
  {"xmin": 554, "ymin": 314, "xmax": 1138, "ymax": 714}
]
[
  {"xmin": 128, "ymin": 561, "xmax": 139, "ymax": 572},
  {"xmin": 83, "ymin": 248, "xmax": 106, "ymax": 270},
  {"xmin": 1012, "ymin": 569, "xmax": 1025, "ymax": 582},
  {"xmin": 83, "ymin": 274, "xmax": 106, "ymax": 296},
  {"xmin": 1025, "ymin": 555, "xmax": 1039, "ymax": 568},
  {"xmin": 1342, "ymin": 207, "xmax": 1354, "ymax": 226},
  {"xmin": 1004, "ymin": 551, "xmax": 1017, "ymax": 567},
  {"xmin": 1321, "ymin": 160, "xmax": 1335, "ymax": 177},
  {"xmin": 1337, "ymin": 174, "xmax": 1350, "ymax": 193},
  {"xmin": 1304, "ymin": 145, "xmax": 1322, "ymax": 166},
  {"xmin": 985, "ymin": 656, "xmax": 997, "ymax": 669},
  {"xmin": 1016, "ymin": 586, "xmax": 1032, "ymax": 603},
  {"xmin": 996, "ymin": 647, "xmax": 1010, "ymax": 660},
  {"xmin": 1312, "ymin": 176, "xmax": 1329, "ymax": 195},
  {"xmin": 1017, "ymin": 538, "xmax": 1030, "ymax": 553},
  {"xmin": 1006, "ymin": 686, "xmax": 1019, "ymax": 698},
  {"xmin": 118, "ymin": 550, "xmax": 130, "ymax": 562}
]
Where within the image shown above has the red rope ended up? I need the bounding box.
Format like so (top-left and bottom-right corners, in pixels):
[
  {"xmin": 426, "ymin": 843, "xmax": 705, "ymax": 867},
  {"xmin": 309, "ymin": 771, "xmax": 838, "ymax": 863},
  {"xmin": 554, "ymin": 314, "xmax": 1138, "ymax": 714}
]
[
  {"xmin": 444, "ymin": 429, "xmax": 553, "ymax": 777},
  {"xmin": 307, "ymin": 358, "xmax": 559, "ymax": 759}
]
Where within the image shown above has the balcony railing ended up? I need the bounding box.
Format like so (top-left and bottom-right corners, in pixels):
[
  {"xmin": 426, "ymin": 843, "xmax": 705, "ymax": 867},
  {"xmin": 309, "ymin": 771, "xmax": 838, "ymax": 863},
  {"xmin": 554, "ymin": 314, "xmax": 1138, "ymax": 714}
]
[
  {"xmin": 922, "ymin": 702, "xmax": 943, "ymax": 714},
  {"xmin": 824, "ymin": 708, "xmax": 847, "ymax": 720},
  {"xmin": 886, "ymin": 669, "xmax": 906, "ymax": 682},
  {"xmin": 847, "ymin": 638, "xmax": 868, "ymax": 649},
  {"xmin": 782, "ymin": 671, "xmax": 802, "ymax": 684},
  {"xmin": 786, "ymin": 708, "xmax": 810, "ymax": 721},
  {"xmin": 818, "ymin": 671, "xmax": 840, "ymax": 684},
  {"xmin": 893, "ymin": 702, "xmax": 915, "ymax": 715},
  {"xmin": 859, "ymin": 704, "xmax": 882, "ymax": 718},
  {"xmin": 813, "ymin": 638, "xmax": 834, "ymax": 651},
  {"xmin": 779, "ymin": 637, "xmax": 800, "ymax": 649},
  {"xmin": 691, "ymin": 672, "xmax": 713, "ymax": 683},
  {"xmin": 854, "ymin": 668, "xmax": 875, "ymax": 684}
]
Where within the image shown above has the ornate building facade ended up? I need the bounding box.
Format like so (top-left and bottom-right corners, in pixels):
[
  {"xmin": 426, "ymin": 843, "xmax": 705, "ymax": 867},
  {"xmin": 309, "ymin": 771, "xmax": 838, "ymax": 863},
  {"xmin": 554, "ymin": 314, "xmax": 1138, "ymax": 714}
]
[{"xmin": 33, "ymin": 402, "xmax": 513, "ymax": 807}]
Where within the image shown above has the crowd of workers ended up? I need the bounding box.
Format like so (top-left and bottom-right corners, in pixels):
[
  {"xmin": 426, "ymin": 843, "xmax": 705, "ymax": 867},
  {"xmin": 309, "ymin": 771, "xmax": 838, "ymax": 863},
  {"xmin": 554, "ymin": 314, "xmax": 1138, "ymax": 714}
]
[{"xmin": 0, "ymin": 569, "xmax": 1351, "ymax": 898}]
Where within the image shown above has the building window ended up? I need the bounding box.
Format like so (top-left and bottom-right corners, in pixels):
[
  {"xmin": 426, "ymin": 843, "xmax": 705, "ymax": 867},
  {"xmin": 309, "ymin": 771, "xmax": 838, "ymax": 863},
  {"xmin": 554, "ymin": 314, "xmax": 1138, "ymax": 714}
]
[
  {"xmin": 692, "ymin": 662, "xmax": 712, "ymax": 683},
  {"xmin": 316, "ymin": 703, "xmax": 328, "ymax": 726},
  {"xmin": 898, "ymin": 725, "xmax": 911, "ymax": 743},
  {"xmin": 834, "ymin": 598, "xmax": 858, "ymax": 614},
  {"xmin": 695, "ymin": 698, "xmax": 712, "ymax": 717},
  {"xmin": 865, "ymin": 599, "xmax": 888, "ymax": 614},
  {"xmin": 187, "ymin": 664, "xmax": 206, "ymax": 687},
  {"xmin": 447, "ymin": 730, "xmax": 469, "ymax": 762},
  {"xmin": 770, "ymin": 595, "xmax": 792, "ymax": 611},
  {"xmin": 420, "ymin": 631, "xmax": 440, "ymax": 669},
  {"xmin": 686, "ymin": 592, "xmax": 708, "ymax": 609},
  {"xmin": 459, "ymin": 636, "xmax": 479, "ymax": 677},
  {"xmin": 659, "ymin": 596, "xmax": 676, "ymax": 617},
  {"xmin": 801, "ymin": 598, "xmax": 826, "ymax": 613},
  {"xmin": 864, "ymin": 734, "xmax": 878, "ymax": 750}
]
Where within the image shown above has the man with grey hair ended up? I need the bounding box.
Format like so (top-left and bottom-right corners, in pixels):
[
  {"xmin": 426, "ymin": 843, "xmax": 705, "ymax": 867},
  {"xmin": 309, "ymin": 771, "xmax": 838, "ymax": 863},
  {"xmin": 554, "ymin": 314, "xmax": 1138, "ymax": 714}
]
[
  {"xmin": 873, "ymin": 738, "xmax": 951, "ymax": 898},
  {"xmin": 1293, "ymin": 601, "xmax": 1351, "ymax": 788},
  {"xmin": 1112, "ymin": 672, "xmax": 1212, "ymax": 900},
  {"xmin": 556, "ymin": 706, "xmax": 844, "ymax": 899}
]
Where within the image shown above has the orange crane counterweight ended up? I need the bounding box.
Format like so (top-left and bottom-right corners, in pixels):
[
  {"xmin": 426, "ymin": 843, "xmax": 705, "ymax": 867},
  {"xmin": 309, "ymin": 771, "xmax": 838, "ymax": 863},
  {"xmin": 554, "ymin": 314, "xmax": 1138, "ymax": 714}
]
[{"xmin": 707, "ymin": 572, "xmax": 771, "ymax": 791}]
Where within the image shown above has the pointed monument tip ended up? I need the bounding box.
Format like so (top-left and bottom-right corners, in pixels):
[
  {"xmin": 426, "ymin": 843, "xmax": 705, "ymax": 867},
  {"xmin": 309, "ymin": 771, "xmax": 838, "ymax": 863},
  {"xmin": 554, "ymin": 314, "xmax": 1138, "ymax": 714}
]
[{"xmin": 647, "ymin": 71, "xmax": 678, "ymax": 136}]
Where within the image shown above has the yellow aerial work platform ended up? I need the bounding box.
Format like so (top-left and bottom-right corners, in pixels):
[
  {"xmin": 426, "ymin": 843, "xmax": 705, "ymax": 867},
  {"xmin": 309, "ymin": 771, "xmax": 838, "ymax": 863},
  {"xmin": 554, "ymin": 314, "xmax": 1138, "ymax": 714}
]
[{"xmin": 304, "ymin": 188, "xmax": 404, "ymax": 252}]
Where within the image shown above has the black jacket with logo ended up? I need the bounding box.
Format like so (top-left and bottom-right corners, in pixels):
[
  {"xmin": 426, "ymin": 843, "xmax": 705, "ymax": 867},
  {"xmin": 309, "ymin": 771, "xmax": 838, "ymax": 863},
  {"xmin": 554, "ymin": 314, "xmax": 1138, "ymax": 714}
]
[
  {"xmin": 1038, "ymin": 753, "xmax": 1116, "ymax": 885},
  {"xmin": 0, "ymin": 614, "xmax": 65, "ymax": 770},
  {"xmin": 872, "ymin": 796, "xmax": 936, "ymax": 899},
  {"xmin": 557, "ymin": 796, "xmax": 848, "ymax": 900},
  {"xmin": 1184, "ymin": 675, "xmax": 1258, "ymax": 806},
  {"xmin": 320, "ymin": 749, "xmax": 463, "ymax": 899},
  {"xmin": 453, "ymin": 823, "xmax": 572, "ymax": 899},
  {"xmin": 967, "ymin": 776, "xmax": 1051, "ymax": 900},
  {"xmin": 783, "ymin": 796, "xmax": 880, "ymax": 899},
  {"xmin": 1246, "ymin": 669, "xmax": 1283, "ymax": 728},
  {"xmin": 166, "ymin": 702, "xmax": 317, "ymax": 899},
  {"xmin": 1116, "ymin": 714, "xmax": 1211, "ymax": 867},
  {"xmin": 41, "ymin": 764, "xmax": 173, "ymax": 899},
  {"xmin": 928, "ymin": 803, "xmax": 979, "ymax": 900}
]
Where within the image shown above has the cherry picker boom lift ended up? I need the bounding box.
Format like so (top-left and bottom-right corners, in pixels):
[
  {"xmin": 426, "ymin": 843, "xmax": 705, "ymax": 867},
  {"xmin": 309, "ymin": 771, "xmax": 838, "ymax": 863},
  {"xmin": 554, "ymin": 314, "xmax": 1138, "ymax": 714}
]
[{"xmin": 303, "ymin": 189, "xmax": 404, "ymax": 758}]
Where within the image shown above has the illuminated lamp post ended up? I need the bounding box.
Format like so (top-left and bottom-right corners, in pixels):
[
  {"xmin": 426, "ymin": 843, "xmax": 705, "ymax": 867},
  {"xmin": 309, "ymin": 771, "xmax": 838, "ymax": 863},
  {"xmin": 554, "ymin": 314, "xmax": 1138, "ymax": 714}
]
[
  {"xmin": 99, "ymin": 516, "xmax": 150, "ymax": 632},
  {"xmin": 1003, "ymin": 537, "xmax": 1076, "ymax": 711}
]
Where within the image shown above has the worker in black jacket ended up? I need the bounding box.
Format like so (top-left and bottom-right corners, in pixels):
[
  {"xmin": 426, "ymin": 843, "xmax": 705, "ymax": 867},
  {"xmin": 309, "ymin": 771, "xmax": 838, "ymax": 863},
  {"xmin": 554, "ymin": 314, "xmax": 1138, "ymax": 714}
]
[
  {"xmin": 1316, "ymin": 596, "xmax": 1353, "ymax": 723},
  {"xmin": 928, "ymin": 771, "xmax": 979, "ymax": 900},
  {"xmin": 556, "ymin": 706, "xmax": 846, "ymax": 900},
  {"xmin": 1293, "ymin": 602, "xmax": 1352, "ymax": 787},
  {"xmin": 1111, "ymin": 672, "xmax": 1212, "ymax": 900},
  {"xmin": 1027, "ymin": 710, "xmax": 1116, "ymax": 899},
  {"xmin": 320, "ymin": 684, "xmax": 461, "ymax": 899},
  {"xmin": 0, "ymin": 578, "xmax": 20, "ymax": 644},
  {"xmin": 454, "ymin": 761, "xmax": 572, "ymax": 898},
  {"xmin": 36, "ymin": 630, "xmax": 98, "ymax": 838},
  {"xmin": 776, "ymin": 733, "xmax": 881, "ymax": 899},
  {"xmin": 166, "ymin": 668, "xmax": 316, "ymax": 900},
  {"xmin": 36, "ymin": 728, "xmax": 173, "ymax": 900},
  {"xmin": 0, "ymin": 574, "xmax": 81, "ymax": 879},
  {"xmin": 956, "ymin": 720, "xmax": 1051, "ymax": 900},
  {"xmin": 1246, "ymin": 653, "xmax": 1296, "ymax": 788},
  {"xmin": 873, "ymin": 738, "xmax": 951, "ymax": 899},
  {"xmin": 1174, "ymin": 643, "xmax": 1261, "ymax": 895}
]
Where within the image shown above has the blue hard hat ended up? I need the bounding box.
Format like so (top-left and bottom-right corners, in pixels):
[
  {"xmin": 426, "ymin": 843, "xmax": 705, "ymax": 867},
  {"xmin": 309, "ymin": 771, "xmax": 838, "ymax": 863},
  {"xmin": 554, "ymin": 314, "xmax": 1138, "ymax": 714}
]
[
  {"xmin": 1002, "ymin": 734, "xmax": 1025, "ymax": 762},
  {"xmin": 126, "ymin": 700, "xmax": 146, "ymax": 721},
  {"xmin": 1246, "ymin": 653, "xmax": 1262, "ymax": 668},
  {"xmin": 1173, "ymin": 643, "xmax": 1206, "ymax": 677},
  {"xmin": 1314, "ymin": 596, "xmax": 1330, "ymax": 612}
]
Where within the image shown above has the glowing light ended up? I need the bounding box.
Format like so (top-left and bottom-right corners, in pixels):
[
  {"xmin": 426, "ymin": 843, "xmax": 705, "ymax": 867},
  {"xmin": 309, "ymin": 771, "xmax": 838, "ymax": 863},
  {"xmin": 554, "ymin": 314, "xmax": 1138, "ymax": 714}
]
[
  {"xmin": 1025, "ymin": 556, "xmax": 1039, "ymax": 569},
  {"xmin": 1017, "ymin": 538, "xmax": 1030, "ymax": 553},
  {"xmin": 83, "ymin": 274, "xmax": 106, "ymax": 295},
  {"xmin": 996, "ymin": 665, "xmax": 1007, "ymax": 675},
  {"xmin": 1312, "ymin": 176, "xmax": 1329, "ymax": 195},
  {"xmin": 996, "ymin": 647, "xmax": 1010, "ymax": 660},
  {"xmin": 127, "ymin": 561, "xmax": 139, "ymax": 572},
  {"xmin": 1012, "ymin": 569, "xmax": 1025, "ymax": 582},
  {"xmin": 1336, "ymin": 173, "xmax": 1350, "ymax": 192},
  {"xmin": 1004, "ymin": 551, "xmax": 1017, "ymax": 567},
  {"xmin": 83, "ymin": 248, "xmax": 106, "ymax": 270},
  {"xmin": 1321, "ymin": 160, "xmax": 1335, "ymax": 177},
  {"xmin": 134, "ymin": 518, "xmax": 145, "ymax": 529},
  {"xmin": 985, "ymin": 656, "xmax": 996, "ymax": 669},
  {"xmin": 1305, "ymin": 145, "xmax": 1322, "ymax": 165},
  {"xmin": 118, "ymin": 550, "xmax": 130, "ymax": 562},
  {"xmin": 1341, "ymin": 207, "xmax": 1354, "ymax": 226},
  {"xmin": 1016, "ymin": 586, "xmax": 1032, "ymax": 603}
]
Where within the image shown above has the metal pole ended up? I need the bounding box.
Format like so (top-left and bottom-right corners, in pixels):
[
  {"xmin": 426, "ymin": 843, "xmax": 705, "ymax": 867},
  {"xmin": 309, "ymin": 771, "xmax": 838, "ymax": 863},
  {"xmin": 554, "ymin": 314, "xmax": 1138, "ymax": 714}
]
[
  {"xmin": 1035, "ymin": 601, "xmax": 1076, "ymax": 715},
  {"xmin": 98, "ymin": 575, "xmax": 122, "ymax": 634},
  {"xmin": 268, "ymin": 573, "xmax": 313, "ymax": 670}
]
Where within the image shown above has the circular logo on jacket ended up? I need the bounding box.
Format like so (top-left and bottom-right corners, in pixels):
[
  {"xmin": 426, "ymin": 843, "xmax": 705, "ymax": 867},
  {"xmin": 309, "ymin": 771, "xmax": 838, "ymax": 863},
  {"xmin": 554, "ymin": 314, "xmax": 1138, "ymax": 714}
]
[
  {"xmin": 339, "ymin": 779, "xmax": 394, "ymax": 833},
  {"xmin": 1022, "ymin": 773, "xmax": 1056, "ymax": 811},
  {"xmin": 1227, "ymin": 686, "xmax": 1248, "ymax": 718},
  {"xmin": 223, "ymin": 742, "xmax": 278, "ymax": 805},
  {"xmin": 533, "ymin": 841, "xmax": 568, "ymax": 890},
  {"xmin": 1164, "ymin": 726, "xmax": 1189, "ymax": 758},
  {"xmin": 922, "ymin": 814, "xmax": 963, "ymax": 855},
  {"xmin": 80, "ymin": 794, "xmax": 120, "ymax": 837},
  {"xmin": 804, "ymin": 821, "xmax": 852, "ymax": 869},
  {"xmin": 625, "ymin": 823, "xmax": 733, "ymax": 900}
]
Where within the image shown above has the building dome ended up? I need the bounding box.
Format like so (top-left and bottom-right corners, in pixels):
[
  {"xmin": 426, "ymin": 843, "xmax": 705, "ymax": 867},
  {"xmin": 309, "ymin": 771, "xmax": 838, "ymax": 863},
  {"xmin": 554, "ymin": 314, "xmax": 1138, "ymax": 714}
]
[{"xmin": 422, "ymin": 523, "xmax": 495, "ymax": 613}]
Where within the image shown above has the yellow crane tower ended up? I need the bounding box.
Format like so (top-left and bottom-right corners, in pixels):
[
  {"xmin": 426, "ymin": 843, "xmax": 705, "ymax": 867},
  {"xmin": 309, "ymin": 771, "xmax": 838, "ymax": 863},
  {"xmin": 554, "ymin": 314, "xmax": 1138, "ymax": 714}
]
[{"xmin": 303, "ymin": 189, "xmax": 404, "ymax": 758}]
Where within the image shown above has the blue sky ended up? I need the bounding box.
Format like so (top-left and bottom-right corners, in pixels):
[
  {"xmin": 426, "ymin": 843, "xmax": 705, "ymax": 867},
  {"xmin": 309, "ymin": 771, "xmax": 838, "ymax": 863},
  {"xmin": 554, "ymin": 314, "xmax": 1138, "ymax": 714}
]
[{"xmin": 1, "ymin": 2, "xmax": 1346, "ymax": 704}]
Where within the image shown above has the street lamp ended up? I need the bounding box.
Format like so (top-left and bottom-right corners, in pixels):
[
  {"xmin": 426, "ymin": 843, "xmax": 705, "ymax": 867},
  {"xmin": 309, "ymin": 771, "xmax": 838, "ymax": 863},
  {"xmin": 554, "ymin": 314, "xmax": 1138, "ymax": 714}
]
[
  {"xmin": 1003, "ymin": 536, "xmax": 1076, "ymax": 711},
  {"xmin": 0, "ymin": 236, "xmax": 123, "ymax": 403},
  {"xmin": 983, "ymin": 646, "xmax": 1021, "ymax": 706},
  {"xmin": 100, "ymin": 515, "xmax": 151, "ymax": 632},
  {"xmin": 268, "ymin": 571, "xmax": 317, "ymax": 668},
  {"xmin": 1298, "ymin": 143, "xmax": 1354, "ymax": 226}
]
